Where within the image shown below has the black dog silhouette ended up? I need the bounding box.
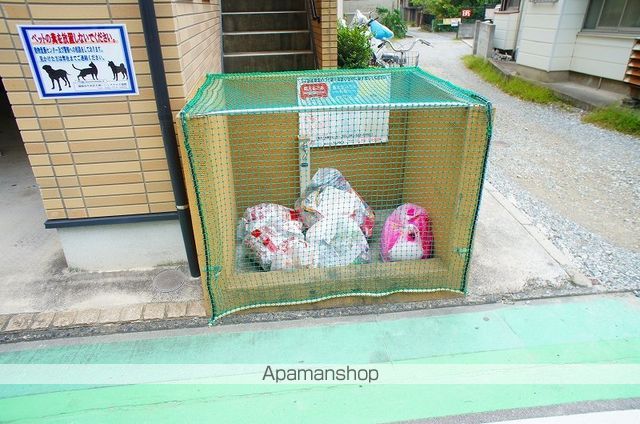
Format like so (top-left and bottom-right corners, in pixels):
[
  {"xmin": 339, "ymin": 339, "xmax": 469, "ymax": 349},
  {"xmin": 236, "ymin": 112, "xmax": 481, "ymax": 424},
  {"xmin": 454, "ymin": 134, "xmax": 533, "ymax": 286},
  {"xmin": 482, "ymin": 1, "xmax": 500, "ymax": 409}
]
[
  {"xmin": 107, "ymin": 61, "xmax": 128, "ymax": 81},
  {"xmin": 72, "ymin": 62, "xmax": 98, "ymax": 80},
  {"xmin": 41, "ymin": 65, "xmax": 70, "ymax": 91}
]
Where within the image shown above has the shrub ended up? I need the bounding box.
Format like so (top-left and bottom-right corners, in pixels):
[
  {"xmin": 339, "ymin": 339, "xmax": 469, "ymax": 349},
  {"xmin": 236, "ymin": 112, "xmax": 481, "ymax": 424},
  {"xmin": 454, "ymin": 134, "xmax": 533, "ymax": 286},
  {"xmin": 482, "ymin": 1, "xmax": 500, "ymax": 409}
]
[
  {"xmin": 376, "ymin": 7, "xmax": 408, "ymax": 39},
  {"xmin": 337, "ymin": 25, "xmax": 372, "ymax": 69}
]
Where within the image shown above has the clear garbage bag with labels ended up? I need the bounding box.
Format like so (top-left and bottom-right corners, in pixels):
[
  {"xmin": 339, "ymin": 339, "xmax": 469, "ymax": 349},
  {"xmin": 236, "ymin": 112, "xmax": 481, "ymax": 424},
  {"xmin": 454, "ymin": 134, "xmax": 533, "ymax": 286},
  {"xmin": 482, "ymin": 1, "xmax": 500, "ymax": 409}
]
[
  {"xmin": 237, "ymin": 203, "xmax": 303, "ymax": 241},
  {"xmin": 243, "ymin": 226, "xmax": 319, "ymax": 271},
  {"xmin": 239, "ymin": 203, "xmax": 318, "ymax": 271}
]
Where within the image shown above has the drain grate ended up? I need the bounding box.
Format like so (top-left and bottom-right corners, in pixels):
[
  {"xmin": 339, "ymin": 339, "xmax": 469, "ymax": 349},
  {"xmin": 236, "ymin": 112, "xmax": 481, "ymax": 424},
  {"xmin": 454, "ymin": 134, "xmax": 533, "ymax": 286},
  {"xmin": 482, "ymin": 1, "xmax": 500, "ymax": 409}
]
[{"xmin": 152, "ymin": 269, "xmax": 186, "ymax": 293}]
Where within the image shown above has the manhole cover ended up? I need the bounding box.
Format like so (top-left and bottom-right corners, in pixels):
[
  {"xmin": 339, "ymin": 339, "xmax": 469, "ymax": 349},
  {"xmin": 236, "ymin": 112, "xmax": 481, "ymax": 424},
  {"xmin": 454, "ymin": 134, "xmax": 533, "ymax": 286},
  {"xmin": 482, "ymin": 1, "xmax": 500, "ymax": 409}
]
[{"xmin": 153, "ymin": 269, "xmax": 186, "ymax": 293}]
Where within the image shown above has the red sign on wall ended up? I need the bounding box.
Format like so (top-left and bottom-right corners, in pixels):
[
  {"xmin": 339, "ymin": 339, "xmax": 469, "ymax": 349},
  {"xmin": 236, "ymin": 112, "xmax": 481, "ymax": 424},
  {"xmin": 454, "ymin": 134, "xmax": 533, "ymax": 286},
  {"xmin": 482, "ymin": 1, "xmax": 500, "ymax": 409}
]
[
  {"xmin": 299, "ymin": 83, "xmax": 328, "ymax": 100},
  {"xmin": 461, "ymin": 9, "xmax": 472, "ymax": 18}
]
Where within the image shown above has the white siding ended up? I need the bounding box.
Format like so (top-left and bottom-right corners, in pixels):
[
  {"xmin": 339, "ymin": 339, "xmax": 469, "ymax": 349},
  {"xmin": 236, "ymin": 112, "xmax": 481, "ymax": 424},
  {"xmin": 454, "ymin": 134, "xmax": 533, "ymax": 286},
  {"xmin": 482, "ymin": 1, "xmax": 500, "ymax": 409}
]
[
  {"xmin": 549, "ymin": 0, "xmax": 589, "ymax": 71},
  {"xmin": 570, "ymin": 34, "xmax": 636, "ymax": 81},
  {"xmin": 512, "ymin": 0, "xmax": 634, "ymax": 81},
  {"xmin": 494, "ymin": 12, "xmax": 520, "ymax": 50},
  {"xmin": 515, "ymin": 0, "xmax": 589, "ymax": 72},
  {"xmin": 516, "ymin": 1, "xmax": 561, "ymax": 71}
]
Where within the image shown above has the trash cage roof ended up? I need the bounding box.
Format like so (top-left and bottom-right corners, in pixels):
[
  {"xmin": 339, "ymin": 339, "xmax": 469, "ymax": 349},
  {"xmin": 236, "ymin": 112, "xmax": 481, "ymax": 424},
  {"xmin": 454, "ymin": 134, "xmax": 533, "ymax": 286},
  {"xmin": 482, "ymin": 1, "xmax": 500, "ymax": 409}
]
[{"xmin": 181, "ymin": 67, "xmax": 490, "ymax": 117}]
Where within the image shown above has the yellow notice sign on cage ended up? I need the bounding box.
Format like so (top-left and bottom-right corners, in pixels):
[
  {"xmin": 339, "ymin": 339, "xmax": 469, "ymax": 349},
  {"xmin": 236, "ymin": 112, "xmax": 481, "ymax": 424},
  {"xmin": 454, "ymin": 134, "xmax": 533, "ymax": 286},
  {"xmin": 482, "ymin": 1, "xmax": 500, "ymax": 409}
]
[{"xmin": 297, "ymin": 74, "xmax": 391, "ymax": 148}]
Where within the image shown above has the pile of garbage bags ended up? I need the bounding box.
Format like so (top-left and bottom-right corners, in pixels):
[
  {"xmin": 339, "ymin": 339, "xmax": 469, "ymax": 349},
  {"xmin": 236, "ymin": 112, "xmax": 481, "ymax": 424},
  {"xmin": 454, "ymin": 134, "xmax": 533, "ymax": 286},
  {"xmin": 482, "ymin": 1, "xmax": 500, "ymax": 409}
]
[{"xmin": 238, "ymin": 168, "xmax": 434, "ymax": 271}]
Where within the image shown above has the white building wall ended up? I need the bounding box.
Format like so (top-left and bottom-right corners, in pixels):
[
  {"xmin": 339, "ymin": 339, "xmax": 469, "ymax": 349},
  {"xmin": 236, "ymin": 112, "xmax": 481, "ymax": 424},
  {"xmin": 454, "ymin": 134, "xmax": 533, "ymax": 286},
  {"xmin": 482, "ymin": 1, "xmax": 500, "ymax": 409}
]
[
  {"xmin": 58, "ymin": 220, "xmax": 187, "ymax": 271},
  {"xmin": 515, "ymin": 0, "xmax": 565, "ymax": 71},
  {"xmin": 493, "ymin": 11, "xmax": 520, "ymax": 51},
  {"xmin": 514, "ymin": 0, "xmax": 633, "ymax": 82},
  {"xmin": 548, "ymin": 0, "xmax": 589, "ymax": 71},
  {"xmin": 570, "ymin": 34, "xmax": 636, "ymax": 81}
]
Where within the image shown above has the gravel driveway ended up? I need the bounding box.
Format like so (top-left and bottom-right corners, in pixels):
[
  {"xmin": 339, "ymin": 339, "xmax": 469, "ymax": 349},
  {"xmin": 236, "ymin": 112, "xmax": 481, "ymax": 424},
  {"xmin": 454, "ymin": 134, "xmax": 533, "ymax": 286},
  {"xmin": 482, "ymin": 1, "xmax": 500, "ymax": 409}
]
[{"xmin": 406, "ymin": 30, "xmax": 640, "ymax": 288}]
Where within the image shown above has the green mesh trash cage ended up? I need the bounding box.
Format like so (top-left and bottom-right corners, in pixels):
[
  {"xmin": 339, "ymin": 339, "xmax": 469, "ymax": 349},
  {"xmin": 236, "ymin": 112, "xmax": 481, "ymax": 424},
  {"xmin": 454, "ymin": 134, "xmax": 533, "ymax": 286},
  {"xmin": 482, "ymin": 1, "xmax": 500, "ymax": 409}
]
[{"xmin": 179, "ymin": 67, "xmax": 492, "ymax": 321}]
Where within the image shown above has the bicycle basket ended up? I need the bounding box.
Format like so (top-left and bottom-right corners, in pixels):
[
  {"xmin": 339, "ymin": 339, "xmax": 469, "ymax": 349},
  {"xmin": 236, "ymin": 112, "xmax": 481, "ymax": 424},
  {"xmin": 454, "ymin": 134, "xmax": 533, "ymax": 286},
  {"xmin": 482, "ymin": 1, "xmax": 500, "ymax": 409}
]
[{"xmin": 381, "ymin": 51, "xmax": 420, "ymax": 67}]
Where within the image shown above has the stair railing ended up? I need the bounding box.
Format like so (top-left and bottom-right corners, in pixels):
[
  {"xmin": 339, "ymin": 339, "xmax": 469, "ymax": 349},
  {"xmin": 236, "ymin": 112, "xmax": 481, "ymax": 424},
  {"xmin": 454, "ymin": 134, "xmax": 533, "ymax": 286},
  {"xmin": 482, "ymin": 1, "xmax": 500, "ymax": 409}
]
[
  {"xmin": 308, "ymin": 0, "xmax": 321, "ymax": 22},
  {"xmin": 305, "ymin": 0, "xmax": 319, "ymax": 68}
]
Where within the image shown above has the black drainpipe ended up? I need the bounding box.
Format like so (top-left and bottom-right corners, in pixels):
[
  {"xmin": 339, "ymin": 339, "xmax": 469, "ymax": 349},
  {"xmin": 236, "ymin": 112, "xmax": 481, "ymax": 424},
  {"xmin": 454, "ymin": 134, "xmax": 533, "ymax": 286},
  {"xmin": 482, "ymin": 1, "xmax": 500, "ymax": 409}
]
[{"xmin": 138, "ymin": 0, "xmax": 200, "ymax": 278}]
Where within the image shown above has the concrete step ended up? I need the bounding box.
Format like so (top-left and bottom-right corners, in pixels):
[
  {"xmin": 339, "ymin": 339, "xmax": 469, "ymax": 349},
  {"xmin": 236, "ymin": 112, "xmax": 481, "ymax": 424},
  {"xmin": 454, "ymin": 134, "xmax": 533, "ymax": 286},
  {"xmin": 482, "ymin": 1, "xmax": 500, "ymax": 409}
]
[
  {"xmin": 223, "ymin": 51, "xmax": 315, "ymax": 73},
  {"xmin": 222, "ymin": 11, "xmax": 308, "ymax": 32},
  {"xmin": 222, "ymin": 0, "xmax": 306, "ymax": 13},
  {"xmin": 223, "ymin": 30, "xmax": 310, "ymax": 54}
]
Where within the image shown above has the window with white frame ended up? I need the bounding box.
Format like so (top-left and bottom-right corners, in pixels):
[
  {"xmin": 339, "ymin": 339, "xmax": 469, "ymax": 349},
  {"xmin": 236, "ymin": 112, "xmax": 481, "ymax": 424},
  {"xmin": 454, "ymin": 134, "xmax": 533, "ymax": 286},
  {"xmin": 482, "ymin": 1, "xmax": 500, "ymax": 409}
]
[{"xmin": 584, "ymin": 0, "xmax": 640, "ymax": 32}]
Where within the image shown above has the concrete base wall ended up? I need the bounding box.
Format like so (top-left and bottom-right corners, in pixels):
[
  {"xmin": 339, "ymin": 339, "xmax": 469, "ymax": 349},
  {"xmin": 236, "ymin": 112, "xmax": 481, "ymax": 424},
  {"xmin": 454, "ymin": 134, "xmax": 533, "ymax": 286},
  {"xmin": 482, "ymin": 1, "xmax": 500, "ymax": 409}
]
[
  {"xmin": 57, "ymin": 220, "xmax": 187, "ymax": 271},
  {"xmin": 473, "ymin": 22, "xmax": 495, "ymax": 59},
  {"xmin": 569, "ymin": 71, "xmax": 631, "ymax": 95},
  {"xmin": 511, "ymin": 64, "xmax": 569, "ymax": 83},
  {"xmin": 457, "ymin": 23, "xmax": 475, "ymax": 40},
  {"xmin": 508, "ymin": 61, "xmax": 631, "ymax": 94}
]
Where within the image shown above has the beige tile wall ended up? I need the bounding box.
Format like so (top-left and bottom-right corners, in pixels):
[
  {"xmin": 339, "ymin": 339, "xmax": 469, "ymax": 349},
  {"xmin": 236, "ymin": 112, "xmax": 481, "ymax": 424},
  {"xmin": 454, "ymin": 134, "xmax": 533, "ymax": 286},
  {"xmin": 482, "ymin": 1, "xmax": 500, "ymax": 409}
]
[
  {"xmin": 0, "ymin": 0, "xmax": 339, "ymax": 221},
  {"xmin": 311, "ymin": 0, "xmax": 337, "ymax": 69},
  {"xmin": 0, "ymin": 0, "xmax": 222, "ymax": 220}
]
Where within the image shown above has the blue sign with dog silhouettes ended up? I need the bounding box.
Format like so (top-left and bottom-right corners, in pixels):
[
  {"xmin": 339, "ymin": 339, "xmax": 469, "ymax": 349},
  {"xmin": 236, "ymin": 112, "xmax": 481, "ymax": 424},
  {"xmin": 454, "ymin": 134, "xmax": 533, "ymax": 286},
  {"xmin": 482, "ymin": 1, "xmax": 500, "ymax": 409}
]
[{"xmin": 18, "ymin": 24, "xmax": 138, "ymax": 99}]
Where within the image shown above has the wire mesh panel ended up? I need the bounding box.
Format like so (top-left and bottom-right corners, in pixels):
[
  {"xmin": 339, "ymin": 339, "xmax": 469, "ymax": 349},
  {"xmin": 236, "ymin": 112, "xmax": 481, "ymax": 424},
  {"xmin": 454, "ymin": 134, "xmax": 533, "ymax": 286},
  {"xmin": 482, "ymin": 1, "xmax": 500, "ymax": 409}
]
[
  {"xmin": 179, "ymin": 68, "xmax": 492, "ymax": 320},
  {"xmin": 378, "ymin": 50, "xmax": 420, "ymax": 67}
]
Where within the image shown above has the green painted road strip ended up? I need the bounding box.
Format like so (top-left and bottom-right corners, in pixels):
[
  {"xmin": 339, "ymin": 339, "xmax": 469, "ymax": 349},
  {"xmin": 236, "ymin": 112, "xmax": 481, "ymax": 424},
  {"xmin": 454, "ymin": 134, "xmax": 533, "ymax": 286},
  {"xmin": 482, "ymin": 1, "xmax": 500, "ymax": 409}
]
[{"xmin": 0, "ymin": 294, "xmax": 639, "ymax": 422}]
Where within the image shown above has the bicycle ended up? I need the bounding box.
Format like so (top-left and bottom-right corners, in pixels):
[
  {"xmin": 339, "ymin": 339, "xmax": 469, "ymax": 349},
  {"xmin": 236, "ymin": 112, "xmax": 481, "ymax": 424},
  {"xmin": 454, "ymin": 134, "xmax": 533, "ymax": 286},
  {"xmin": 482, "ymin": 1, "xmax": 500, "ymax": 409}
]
[
  {"xmin": 350, "ymin": 9, "xmax": 433, "ymax": 68},
  {"xmin": 373, "ymin": 38, "xmax": 432, "ymax": 68}
]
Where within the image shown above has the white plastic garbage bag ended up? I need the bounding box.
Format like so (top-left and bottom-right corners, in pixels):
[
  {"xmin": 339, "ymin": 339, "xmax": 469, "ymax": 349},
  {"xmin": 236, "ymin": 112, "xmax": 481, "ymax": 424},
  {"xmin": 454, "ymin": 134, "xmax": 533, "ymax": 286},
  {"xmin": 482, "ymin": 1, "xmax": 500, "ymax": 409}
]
[
  {"xmin": 239, "ymin": 203, "xmax": 319, "ymax": 271},
  {"xmin": 296, "ymin": 168, "xmax": 375, "ymax": 237},
  {"xmin": 271, "ymin": 237, "xmax": 320, "ymax": 271},
  {"xmin": 306, "ymin": 216, "xmax": 370, "ymax": 267},
  {"xmin": 351, "ymin": 9, "xmax": 369, "ymax": 27},
  {"xmin": 244, "ymin": 226, "xmax": 319, "ymax": 271},
  {"xmin": 238, "ymin": 203, "xmax": 303, "ymax": 241}
]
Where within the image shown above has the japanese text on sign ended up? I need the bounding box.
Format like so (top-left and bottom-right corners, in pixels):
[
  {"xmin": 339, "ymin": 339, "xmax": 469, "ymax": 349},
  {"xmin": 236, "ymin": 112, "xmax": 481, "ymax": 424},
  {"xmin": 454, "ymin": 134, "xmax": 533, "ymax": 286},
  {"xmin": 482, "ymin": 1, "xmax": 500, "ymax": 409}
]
[
  {"xmin": 297, "ymin": 74, "xmax": 391, "ymax": 147},
  {"xmin": 18, "ymin": 25, "xmax": 138, "ymax": 99}
]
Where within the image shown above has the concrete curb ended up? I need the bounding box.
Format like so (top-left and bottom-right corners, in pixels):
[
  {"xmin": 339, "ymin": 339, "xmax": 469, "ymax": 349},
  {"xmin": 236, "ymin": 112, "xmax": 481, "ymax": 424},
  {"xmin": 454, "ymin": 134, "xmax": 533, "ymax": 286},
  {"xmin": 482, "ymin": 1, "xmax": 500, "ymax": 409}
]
[
  {"xmin": 484, "ymin": 183, "xmax": 594, "ymax": 287},
  {"xmin": 2, "ymin": 288, "xmax": 639, "ymax": 344},
  {"xmin": 486, "ymin": 59, "xmax": 574, "ymax": 106},
  {"xmin": 0, "ymin": 300, "xmax": 208, "ymax": 344},
  {"xmin": 487, "ymin": 59, "xmax": 623, "ymax": 111},
  {"xmin": 216, "ymin": 287, "xmax": 639, "ymax": 325}
]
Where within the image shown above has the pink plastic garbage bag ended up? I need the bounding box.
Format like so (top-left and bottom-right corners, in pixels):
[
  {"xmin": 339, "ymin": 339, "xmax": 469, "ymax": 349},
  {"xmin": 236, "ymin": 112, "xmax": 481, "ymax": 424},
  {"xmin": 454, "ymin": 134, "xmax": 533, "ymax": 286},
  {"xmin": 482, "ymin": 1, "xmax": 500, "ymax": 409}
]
[{"xmin": 380, "ymin": 204, "xmax": 433, "ymax": 262}]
